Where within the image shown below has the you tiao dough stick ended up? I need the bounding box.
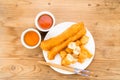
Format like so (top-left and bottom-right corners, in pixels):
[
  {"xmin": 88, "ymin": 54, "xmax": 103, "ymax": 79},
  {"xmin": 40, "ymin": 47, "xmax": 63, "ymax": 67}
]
[
  {"xmin": 40, "ymin": 22, "xmax": 84, "ymax": 50},
  {"xmin": 48, "ymin": 26, "xmax": 86, "ymax": 60}
]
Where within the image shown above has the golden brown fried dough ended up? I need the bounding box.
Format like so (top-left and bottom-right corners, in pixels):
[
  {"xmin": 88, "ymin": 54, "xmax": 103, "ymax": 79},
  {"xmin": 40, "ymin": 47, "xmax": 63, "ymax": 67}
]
[
  {"xmin": 61, "ymin": 54, "xmax": 77, "ymax": 66},
  {"xmin": 78, "ymin": 45, "xmax": 92, "ymax": 63},
  {"xmin": 80, "ymin": 36, "xmax": 89, "ymax": 45},
  {"xmin": 81, "ymin": 46, "xmax": 93, "ymax": 58},
  {"xmin": 60, "ymin": 51, "xmax": 67, "ymax": 59},
  {"xmin": 48, "ymin": 26, "xmax": 86, "ymax": 60},
  {"xmin": 75, "ymin": 40, "xmax": 82, "ymax": 46},
  {"xmin": 65, "ymin": 48, "xmax": 73, "ymax": 54},
  {"xmin": 40, "ymin": 22, "xmax": 84, "ymax": 50},
  {"xmin": 78, "ymin": 52, "xmax": 87, "ymax": 63}
]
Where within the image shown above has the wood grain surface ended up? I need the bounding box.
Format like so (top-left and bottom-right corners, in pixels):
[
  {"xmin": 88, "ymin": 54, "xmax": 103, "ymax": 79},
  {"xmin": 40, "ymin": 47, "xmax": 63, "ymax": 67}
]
[{"xmin": 0, "ymin": 0, "xmax": 120, "ymax": 80}]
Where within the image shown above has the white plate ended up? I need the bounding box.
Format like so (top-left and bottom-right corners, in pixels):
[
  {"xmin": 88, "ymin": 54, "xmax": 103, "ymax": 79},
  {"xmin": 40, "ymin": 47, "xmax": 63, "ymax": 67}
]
[{"xmin": 43, "ymin": 22, "xmax": 95, "ymax": 74}]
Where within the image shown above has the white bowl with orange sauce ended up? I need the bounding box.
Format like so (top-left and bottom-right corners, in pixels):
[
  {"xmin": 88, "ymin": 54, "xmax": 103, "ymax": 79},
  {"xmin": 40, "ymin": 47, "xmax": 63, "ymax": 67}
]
[
  {"xmin": 35, "ymin": 11, "xmax": 55, "ymax": 32},
  {"xmin": 21, "ymin": 28, "xmax": 41, "ymax": 49}
]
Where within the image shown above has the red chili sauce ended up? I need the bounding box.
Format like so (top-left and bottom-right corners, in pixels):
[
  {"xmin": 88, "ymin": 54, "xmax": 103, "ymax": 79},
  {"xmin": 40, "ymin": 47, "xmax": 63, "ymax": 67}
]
[{"xmin": 38, "ymin": 14, "xmax": 53, "ymax": 30}]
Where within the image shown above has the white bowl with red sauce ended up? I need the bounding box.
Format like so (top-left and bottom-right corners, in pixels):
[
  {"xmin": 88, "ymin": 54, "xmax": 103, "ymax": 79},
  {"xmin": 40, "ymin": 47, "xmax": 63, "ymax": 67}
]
[
  {"xmin": 35, "ymin": 11, "xmax": 55, "ymax": 32},
  {"xmin": 21, "ymin": 28, "xmax": 41, "ymax": 49}
]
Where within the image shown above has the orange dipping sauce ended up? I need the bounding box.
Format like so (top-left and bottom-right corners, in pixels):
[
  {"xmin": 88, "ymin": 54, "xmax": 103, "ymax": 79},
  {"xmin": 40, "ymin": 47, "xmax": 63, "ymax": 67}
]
[
  {"xmin": 24, "ymin": 31, "xmax": 39, "ymax": 46},
  {"xmin": 38, "ymin": 14, "xmax": 53, "ymax": 30}
]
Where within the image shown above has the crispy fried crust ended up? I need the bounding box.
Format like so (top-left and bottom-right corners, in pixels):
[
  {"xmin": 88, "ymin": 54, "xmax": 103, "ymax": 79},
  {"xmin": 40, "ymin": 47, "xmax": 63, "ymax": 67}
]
[
  {"xmin": 40, "ymin": 22, "xmax": 84, "ymax": 50},
  {"xmin": 48, "ymin": 25, "xmax": 86, "ymax": 60}
]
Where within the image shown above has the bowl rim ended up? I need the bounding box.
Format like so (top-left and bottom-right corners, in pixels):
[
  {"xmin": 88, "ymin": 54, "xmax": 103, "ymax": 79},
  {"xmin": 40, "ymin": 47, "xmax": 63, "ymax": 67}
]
[
  {"xmin": 21, "ymin": 28, "xmax": 41, "ymax": 49},
  {"xmin": 35, "ymin": 11, "xmax": 55, "ymax": 32}
]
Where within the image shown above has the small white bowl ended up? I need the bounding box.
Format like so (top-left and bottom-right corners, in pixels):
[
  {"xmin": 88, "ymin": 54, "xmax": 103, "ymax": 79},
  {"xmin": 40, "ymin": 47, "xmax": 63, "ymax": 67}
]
[
  {"xmin": 21, "ymin": 28, "xmax": 41, "ymax": 49},
  {"xmin": 35, "ymin": 11, "xmax": 55, "ymax": 32}
]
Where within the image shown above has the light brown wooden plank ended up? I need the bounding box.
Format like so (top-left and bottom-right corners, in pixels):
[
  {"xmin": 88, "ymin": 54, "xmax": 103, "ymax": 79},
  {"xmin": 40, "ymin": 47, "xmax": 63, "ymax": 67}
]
[{"xmin": 0, "ymin": 0, "xmax": 120, "ymax": 80}]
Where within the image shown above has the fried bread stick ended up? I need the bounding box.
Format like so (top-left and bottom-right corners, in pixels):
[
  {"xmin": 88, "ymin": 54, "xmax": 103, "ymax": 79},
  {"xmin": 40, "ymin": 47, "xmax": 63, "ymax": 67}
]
[
  {"xmin": 48, "ymin": 26, "xmax": 86, "ymax": 60},
  {"xmin": 40, "ymin": 22, "xmax": 84, "ymax": 50}
]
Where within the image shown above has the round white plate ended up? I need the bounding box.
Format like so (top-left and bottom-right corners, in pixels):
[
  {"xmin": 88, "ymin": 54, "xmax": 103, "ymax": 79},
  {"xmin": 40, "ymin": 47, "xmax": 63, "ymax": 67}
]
[{"xmin": 43, "ymin": 22, "xmax": 95, "ymax": 74}]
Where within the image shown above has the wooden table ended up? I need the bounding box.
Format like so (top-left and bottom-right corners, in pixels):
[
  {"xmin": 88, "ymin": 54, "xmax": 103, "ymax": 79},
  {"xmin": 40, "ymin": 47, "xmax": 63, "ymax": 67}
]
[{"xmin": 0, "ymin": 0, "xmax": 120, "ymax": 80}]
